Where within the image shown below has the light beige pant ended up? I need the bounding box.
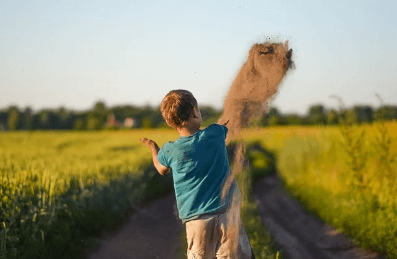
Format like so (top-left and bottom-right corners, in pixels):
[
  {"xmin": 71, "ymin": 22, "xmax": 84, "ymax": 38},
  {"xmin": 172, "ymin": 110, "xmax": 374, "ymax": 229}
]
[{"xmin": 185, "ymin": 207, "xmax": 252, "ymax": 259}]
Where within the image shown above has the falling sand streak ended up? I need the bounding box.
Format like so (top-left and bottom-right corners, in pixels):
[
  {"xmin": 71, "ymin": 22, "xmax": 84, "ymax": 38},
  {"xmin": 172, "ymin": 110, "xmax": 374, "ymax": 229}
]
[{"xmin": 218, "ymin": 41, "xmax": 293, "ymax": 255}]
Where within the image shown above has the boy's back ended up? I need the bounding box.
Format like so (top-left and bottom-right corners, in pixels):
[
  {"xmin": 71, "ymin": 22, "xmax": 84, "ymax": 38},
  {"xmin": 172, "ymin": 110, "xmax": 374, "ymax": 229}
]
[{"xmin": 157, "ymin": 123, "xmax": 236, "ymax": 222}]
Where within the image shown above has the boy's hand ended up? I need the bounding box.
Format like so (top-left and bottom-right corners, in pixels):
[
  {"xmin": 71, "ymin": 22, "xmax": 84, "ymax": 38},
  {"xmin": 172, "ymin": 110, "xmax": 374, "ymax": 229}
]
[
  {"xmin": 139, "ymin": 138, "xmax": 159, "ymax": 152},
  {"xmin": 139, "ymin": 137, "xmax": 170, "ymax": 176}
]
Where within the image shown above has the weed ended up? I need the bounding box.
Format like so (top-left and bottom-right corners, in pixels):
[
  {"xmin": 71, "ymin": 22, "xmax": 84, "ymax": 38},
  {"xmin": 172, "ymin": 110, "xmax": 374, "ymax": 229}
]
[
  {"xmin": 330, "ymin": 95, "xmax": 368, "ymax": 194},
  {"xmin": 372, "ymin": 94, "xmax": 397, "ymax": 211}
]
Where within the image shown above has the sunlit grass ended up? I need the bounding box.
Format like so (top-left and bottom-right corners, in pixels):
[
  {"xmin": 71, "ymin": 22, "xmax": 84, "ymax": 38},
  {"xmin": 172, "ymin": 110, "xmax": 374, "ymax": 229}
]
[
  {"xmin": 2, "ymin": 123, "xmax": 396, "ymax": 258},
  {"xmin": 243, "ymin": 122, "xmax": 397, "ymax": 258},
  {"xmin": 0, "ymin": 130, "xmax": 177, "ymax": 178},
  {"xmin": 0, "ymin": 129, "xmax": 177, "ymax": 259}
]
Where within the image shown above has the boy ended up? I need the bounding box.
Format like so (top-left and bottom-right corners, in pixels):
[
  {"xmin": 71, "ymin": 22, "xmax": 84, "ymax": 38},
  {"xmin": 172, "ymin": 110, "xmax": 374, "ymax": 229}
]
[{"xmin": 140, "ymin": 89, "xmax": 254, "ymax": 259}]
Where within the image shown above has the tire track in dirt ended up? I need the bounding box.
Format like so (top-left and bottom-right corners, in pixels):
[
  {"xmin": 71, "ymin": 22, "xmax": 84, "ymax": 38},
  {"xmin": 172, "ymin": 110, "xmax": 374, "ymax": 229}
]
[
  {"xmin": 253, "ymin": 174, "xmax": 385, "ymax": 259},
  {"xmin": 88, "ymin": 192, "xmax": 182, "ymax": 259}
]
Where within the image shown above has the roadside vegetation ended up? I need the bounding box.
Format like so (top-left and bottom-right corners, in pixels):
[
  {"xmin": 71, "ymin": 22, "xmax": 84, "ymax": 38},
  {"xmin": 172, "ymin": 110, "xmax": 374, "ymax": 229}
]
[
  {"xmin": 2, "ymin": 103, "xmax": 396, "ymax": 258},
  {"xmin": 1, "ymin": 129, "xmax": 282, "ymax": 259},
  {"xmin": 0, "ymin": 130, "xmax": 177, "ymax": 259},
  {"xmin": 242, "ymin": 97, "xmax": 397, "ymax": 258}
]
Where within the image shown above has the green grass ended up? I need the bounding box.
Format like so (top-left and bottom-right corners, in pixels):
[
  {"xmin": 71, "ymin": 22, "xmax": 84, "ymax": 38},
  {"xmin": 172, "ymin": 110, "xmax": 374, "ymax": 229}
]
[
  {"xmin": 6, "ymin": 122, "xmax": 395, "ymax": 258},
  {"xmin": 251, "ymin": 121, "xmax": 397, "ymax": 258},
  {"xmin": 2, "ymin": 129, "xmax": 282, "ymax": 259},
  {"xmin": 0, "ymin": 130, "xmax": 177, "ymax": 259}
]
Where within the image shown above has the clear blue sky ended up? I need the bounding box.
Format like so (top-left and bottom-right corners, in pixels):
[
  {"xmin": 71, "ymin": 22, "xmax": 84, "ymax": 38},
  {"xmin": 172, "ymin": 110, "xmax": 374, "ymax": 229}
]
[{"xmin": 1, "ymin": 0, "xmax": 396, "ymax": 115}]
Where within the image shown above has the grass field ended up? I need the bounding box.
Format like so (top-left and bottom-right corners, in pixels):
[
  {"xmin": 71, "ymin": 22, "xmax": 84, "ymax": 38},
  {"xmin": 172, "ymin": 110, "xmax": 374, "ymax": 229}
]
[
  {"xmin": 0, "ymin": 130, "xmax": 178, "ymax": 259},
  {"xmin": 2, "ymin": 122, "xmax": 396, "ymax": 258},
  {"xmin": 0, "ymin": 130, "xmax": 179, "ymax": 180},
  {"xmin": 242, "ymin": 121, "xmax": 397, "ymax": 258},
  {"xmin": 1, "ymin": 129, "xmax": 283, "ymax": 259}
]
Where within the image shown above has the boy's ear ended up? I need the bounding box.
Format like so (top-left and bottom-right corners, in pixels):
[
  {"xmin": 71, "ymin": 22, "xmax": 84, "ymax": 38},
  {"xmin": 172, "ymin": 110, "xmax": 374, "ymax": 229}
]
[{"xmin": 165, "ymin": 119, "xmax": 176, "ymax": 129}]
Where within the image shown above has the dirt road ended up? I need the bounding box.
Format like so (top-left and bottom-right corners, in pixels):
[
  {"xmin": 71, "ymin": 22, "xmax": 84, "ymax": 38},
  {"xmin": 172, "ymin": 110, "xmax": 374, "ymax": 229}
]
[
  {"xmin": 253, "ymin": 174, "xmax": 384, "ymax": 259},
  {"xmin": 88, "ymin": 192, "xmax": 182, "ymax": 259},
  {"xmin": 88, "ymin": 174, "xmax": 385, "ymax": 259}
]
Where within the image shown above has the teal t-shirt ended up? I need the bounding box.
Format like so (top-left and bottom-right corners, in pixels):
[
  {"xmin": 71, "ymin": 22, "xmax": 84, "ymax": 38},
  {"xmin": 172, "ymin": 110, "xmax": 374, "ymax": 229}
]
[{"xmin": 157, "ymin": 124, "xmax": 236, "ymax": 222}]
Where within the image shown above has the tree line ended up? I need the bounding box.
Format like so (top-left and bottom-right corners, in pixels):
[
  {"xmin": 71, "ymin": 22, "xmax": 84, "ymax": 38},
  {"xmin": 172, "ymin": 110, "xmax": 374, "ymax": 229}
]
[
  {"xmin": 0, "ymin": 101, "xmax": 223, "ymax": 131},
  {"xmin": 263, "ymin": 104, "xmax": 397, "ymax": 126},
  {"xmin": 1, "ymin": 101, "xmax": 396, "ymax": 131}
]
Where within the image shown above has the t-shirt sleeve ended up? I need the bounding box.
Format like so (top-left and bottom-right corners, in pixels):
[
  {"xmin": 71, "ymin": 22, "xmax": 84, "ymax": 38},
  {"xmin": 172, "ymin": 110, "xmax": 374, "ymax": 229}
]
[
  {"xmin": 219, "ymin": 125, "xmax": 228, "ymax": 139},
  {"xmin": 208, "ymin": 124, "xmax": 228, "ymax": 139},
  {"xmin": 157, "ymin": 143, "xmax": 171, "ymax": 168}
]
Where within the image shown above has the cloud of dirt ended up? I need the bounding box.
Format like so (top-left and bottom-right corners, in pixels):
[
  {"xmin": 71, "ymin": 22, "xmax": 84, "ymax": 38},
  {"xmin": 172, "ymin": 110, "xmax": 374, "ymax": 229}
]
[
  {"xmin": 218, "ymin": 40, "xmax": 293, "ymax": 255},
  {"xmin": 218, "ymin": 41, "xmax": 293, "ymax": 143}
]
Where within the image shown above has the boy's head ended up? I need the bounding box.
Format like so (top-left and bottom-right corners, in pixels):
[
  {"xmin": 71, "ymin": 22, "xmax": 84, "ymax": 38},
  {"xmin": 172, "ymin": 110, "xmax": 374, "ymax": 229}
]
[{"xmin": 160, "ymin": 90, "xmax": 199, "ymax": 128}]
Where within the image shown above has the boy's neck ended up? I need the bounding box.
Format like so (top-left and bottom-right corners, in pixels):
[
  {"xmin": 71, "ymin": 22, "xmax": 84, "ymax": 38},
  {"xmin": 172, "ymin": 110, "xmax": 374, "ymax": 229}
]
[
  {"xmin": 177, "ymin": 125, "xmax": 200, "ymax": 137},
  {"xmin": 175, "ymin": 106, "xmax": 202, "ymax": 137}
]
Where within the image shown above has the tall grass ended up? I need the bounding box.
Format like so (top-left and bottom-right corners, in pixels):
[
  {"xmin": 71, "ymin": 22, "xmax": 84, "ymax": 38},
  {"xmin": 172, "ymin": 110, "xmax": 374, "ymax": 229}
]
[
  {"xmin": 0, "ymin": 130, "xmax": 177, "ymax": 259},
  {"xmin": 270, "ymin": 97, "xmax": 397, "ymax": 258}
]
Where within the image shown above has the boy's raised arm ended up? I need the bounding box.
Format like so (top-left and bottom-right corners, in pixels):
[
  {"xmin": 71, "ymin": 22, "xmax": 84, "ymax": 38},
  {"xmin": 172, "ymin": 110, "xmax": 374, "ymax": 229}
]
[{"xmin": 139, "ymin": 138, "xmax": 170, "ymax": 176}]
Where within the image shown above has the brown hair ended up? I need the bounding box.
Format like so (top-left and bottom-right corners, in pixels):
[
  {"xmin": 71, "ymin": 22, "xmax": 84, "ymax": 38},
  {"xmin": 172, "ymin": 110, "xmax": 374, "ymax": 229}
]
[{"xmin": 160, "ymin": 90, "xmax": 198, "ymax": 128}]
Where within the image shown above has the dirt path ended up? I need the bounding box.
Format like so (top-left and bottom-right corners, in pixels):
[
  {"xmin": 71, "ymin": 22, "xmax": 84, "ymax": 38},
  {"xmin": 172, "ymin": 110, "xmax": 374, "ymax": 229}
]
[
  {"xmin": 88, "ymin": 174, "xmax": 385, "ymax": 259},
  {"xmin": 88, "ymin": 192, "xmax": 182, "ymax": 259},
  {"xmin": 253, "ymin": 174, "xmax": 385, "ymax": 259}
]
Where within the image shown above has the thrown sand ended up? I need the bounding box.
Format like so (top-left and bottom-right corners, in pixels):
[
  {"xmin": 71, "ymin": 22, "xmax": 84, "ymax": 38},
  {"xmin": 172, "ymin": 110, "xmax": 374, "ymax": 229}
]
[
  {"xmin": 218, "ymin": 41, "xmax": 293, "ymax": 143},
  {"xmin": 218, "ymin": 40, "xmax": 293, "ymax": 256}
]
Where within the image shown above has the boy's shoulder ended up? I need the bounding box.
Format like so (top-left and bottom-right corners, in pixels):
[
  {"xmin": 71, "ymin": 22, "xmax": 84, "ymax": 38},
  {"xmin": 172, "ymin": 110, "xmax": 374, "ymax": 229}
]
[
  {"xmin": 205, "ymin": 123, "xmax": 228, "ymax": 138},
  {"xmin": 205, "ymin": 123, "xmax": 225, "ymax": 131},
  {"xmin": 161, "ymin": 141, "xmax": 174, "ymax": 149}
]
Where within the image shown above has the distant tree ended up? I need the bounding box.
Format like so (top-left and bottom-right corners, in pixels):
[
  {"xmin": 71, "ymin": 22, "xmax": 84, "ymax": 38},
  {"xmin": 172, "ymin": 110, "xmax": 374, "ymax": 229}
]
[
  {"xmin": 57, "ymin": 107, "xmax": 74, "ymax": 129},
  {"xmin": 89, "ymin": 101, "xmax": 108, "ymax": 129},
  {"xmin": 150, "ymin": 106, "xmax": 164, "ymax": 128},
  {"xmin": 308, "ymin": 104, "xmax": 326, "ymax": 125},
  {"xmin": 347, "ymin": 105, "xmax": 373, "ymax": 124},
  {"xmin": 374, "ymin": 105, "xmax": 397, "ymax": 121},
  {"xmin": 0, "ymin": 109, "xmax": 8, "ymax": 130},
  {"xmin": 7, "ymin": 106, "xmax": 20, "ymax": 131},
  {"xmin": 74, "ymin": 118, "xmax": 85, "ymax": 130},
  {"xmin": 200, "ymin": 105, "xmax": 222, "ymax": 126},
  {"xmin": 267, "ymin": 115, "xmax": 282, "ymax": 126},
  {"xmin": 93, "ymin": 101, "xmax": 106, "ymax": 114},
  {"xmin": 336, "ymin": 109, "xmax": 351, "ymax": 125},
  {"xmin": 283, "ymin": 113, "xmax": 303, "ymax": 125},
  {"xmin": 141, "ymin": 118, "xmax": 153, "ymax": 129},
  {"xmin": 326, "ymin": 109, "xmax": 339, "ymax": 125},
  {"xmin": 86, "ymin": 115, "xmax": 102, "ymax": 130},
  {"xmin": 135, "ymin": 105, "xmax": 163, "ymax": 128},
  {"xmin": 268, "ymin": 107, "xmax": 280, "ymax": 117},
  {"xmin": 261, "ymin": 107, "xmax": 281, "ymax": 126},
  {"xmin": 37, "ymin": 110, "xmax": 58, "ymax": 129},
  {"xmin": 110, "ymin": 105, "xmax": 139, "ymax": 119},
  {"xmin": 21, "ymin": 107, "xmax": 33, "ymax": 130}
]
